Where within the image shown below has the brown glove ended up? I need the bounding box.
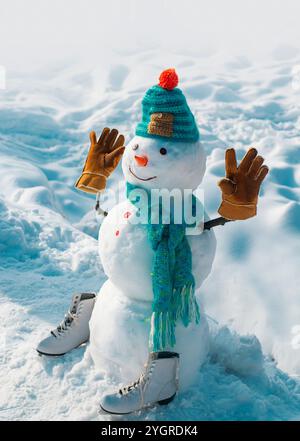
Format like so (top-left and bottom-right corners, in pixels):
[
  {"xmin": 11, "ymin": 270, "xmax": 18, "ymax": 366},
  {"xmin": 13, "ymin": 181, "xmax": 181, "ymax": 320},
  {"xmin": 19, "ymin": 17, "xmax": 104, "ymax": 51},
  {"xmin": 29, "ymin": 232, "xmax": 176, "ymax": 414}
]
[
  {"xmin": 218, "ymin": 147, "xmax": 269, "ymax": 220},
  {"xmin": 75, "ymin": 128, "xmax": 125, "ymax": 194}
]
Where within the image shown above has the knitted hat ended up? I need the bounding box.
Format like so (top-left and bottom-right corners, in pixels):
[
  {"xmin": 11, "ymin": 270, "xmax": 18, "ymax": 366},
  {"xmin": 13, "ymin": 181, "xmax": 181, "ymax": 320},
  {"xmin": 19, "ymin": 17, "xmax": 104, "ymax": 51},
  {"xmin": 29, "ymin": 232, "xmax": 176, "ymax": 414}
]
[{"xmin": 135, "ymin": 68, "xmax": 199, "ymax": 143}]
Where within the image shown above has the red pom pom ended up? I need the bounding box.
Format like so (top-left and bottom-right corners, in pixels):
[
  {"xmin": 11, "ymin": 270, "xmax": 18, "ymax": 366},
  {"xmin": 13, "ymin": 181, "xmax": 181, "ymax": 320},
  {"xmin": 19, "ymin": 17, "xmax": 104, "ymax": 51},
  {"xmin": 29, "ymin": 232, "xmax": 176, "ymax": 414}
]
[{"xmin": 158, "ymin": 68, "xmax": 178, "ymax": 90}]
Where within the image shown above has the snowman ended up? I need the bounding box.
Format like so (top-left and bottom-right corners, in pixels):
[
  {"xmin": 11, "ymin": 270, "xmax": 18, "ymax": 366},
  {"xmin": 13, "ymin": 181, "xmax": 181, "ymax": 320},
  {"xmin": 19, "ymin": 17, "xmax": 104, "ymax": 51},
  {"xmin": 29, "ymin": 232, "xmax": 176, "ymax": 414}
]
[{"xmin": 37, "ymin": 69, "xmax": 269, "ymax": 414}]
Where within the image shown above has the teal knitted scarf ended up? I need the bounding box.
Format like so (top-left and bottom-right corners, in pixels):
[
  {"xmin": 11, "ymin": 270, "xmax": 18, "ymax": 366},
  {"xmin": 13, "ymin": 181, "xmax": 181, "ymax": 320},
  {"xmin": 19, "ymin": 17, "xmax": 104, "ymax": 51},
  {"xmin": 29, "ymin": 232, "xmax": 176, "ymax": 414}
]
[{"xmin": 126, "ymin": 182, "xmax": 201, "ymax": 352}]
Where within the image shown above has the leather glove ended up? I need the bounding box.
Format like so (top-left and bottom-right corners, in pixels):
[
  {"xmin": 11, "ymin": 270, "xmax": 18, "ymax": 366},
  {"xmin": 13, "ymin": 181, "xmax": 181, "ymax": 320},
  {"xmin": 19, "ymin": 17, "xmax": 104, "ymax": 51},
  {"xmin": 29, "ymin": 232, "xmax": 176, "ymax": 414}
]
[
  {"xmin": 218, "ymin": 147, "xmax": 269, "ymax": 220},
  {"xmin": 75, "ymin": 128, "xmax": 125, "ymax": 194}
]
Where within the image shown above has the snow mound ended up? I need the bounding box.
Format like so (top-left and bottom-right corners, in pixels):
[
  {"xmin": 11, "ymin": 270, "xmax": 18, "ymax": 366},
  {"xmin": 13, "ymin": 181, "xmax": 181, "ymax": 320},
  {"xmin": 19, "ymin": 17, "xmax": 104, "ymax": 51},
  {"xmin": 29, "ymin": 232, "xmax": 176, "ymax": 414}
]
[{"xmin": 210, "ymin": 326, "xmax": 264, "ymax": 377}]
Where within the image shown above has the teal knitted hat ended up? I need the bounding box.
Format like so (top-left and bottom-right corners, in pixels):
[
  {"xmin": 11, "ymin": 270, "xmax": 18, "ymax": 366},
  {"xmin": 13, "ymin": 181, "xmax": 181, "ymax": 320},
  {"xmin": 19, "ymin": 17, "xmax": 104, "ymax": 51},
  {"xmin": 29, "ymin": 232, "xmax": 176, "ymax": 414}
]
[{"xmin": 135, "ymin": 68, "xmax": 199, "ymax": 143}]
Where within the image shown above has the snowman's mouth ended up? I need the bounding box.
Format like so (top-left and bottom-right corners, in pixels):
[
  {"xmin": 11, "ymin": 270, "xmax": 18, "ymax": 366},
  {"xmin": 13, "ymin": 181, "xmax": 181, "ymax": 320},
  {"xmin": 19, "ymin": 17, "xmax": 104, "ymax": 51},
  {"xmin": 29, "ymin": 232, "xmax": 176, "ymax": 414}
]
[{"xmin": 129, "ymin": 165, "xmax": 157, "ymax": 181}]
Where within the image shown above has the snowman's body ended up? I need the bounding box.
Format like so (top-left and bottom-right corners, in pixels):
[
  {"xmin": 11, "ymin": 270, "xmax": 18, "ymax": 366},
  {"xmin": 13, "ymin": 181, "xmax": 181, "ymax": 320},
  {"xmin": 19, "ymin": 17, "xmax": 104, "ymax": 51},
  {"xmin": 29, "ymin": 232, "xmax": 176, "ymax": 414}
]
[{"xmin": 89, "ymin": 135, "xmax": 217, "ymax": 389}]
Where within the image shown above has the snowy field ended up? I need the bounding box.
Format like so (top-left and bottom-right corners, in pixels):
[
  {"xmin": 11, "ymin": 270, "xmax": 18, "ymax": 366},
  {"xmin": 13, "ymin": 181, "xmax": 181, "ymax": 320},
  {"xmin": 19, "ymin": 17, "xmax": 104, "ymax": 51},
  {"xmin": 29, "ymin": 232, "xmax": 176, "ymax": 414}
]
[{"xmin": 1, "ymin": 0, "xmax": 300, "ymax": 421}]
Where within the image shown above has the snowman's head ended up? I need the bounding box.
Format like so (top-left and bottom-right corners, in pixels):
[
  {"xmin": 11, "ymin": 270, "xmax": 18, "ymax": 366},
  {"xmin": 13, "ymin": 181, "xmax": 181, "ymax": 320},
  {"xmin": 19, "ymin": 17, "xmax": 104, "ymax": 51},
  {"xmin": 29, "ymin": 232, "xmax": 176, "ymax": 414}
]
[
  {"xmin": 123, "ymin": 68, "xmax": 205, "ymax": 191},
  {"xmin": 122, "ymin": 135, "xmax": 206, "ymax": 191}
]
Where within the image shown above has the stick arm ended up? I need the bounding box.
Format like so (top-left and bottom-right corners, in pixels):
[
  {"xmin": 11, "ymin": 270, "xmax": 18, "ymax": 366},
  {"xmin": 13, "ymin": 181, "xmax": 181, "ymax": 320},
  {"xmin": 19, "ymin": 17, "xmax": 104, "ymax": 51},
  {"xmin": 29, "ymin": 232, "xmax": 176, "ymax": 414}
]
[{"xmin": 203, "ymin": 216, "xmax": 233, "ymax": 230}]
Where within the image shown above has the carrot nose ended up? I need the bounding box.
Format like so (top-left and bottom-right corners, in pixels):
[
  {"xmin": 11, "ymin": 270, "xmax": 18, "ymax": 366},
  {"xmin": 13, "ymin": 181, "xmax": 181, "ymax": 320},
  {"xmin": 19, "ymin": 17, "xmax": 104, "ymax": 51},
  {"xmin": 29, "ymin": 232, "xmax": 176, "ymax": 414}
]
[{"xmin": 134, "ymin": 155, "xmax": 148, "ymax": 167}]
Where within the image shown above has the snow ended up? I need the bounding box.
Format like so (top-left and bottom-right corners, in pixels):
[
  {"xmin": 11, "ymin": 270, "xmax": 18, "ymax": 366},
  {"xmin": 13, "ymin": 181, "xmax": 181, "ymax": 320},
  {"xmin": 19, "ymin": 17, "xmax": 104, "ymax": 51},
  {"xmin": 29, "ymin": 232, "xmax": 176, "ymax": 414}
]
[{"xmin": 1, "ymin": 1, "xmax": 300, "ymax": 421}]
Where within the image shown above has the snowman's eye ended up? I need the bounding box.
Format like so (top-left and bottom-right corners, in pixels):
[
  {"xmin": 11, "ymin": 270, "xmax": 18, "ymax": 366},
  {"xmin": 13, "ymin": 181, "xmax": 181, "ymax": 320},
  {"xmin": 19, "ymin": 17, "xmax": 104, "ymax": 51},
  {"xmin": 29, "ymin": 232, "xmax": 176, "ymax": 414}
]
[
  {"xmin": 160, "ymin": 147, "xmax": 167, "ymax": 155},
  {"xmin": 132, "ymin": 144, "xmax": 139, "ymax": 151}
]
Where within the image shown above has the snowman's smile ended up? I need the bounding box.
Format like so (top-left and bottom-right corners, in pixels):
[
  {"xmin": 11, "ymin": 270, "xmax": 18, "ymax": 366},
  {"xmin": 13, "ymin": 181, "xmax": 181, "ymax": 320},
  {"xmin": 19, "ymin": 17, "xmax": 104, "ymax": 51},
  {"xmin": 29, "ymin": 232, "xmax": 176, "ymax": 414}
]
[{"xmin": 129, "ymin": 165, "xmax": 157, "ymax": 181}]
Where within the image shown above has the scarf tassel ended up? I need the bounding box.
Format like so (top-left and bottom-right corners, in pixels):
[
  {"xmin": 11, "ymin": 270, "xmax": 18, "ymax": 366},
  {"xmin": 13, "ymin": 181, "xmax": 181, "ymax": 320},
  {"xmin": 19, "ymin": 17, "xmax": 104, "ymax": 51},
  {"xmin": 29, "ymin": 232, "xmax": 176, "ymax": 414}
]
[
  {"xmin": 149, "ymin": 284, "xmax": 200, "ymax": 352},
  {"xmin": 175, "ymin": 284, "xmax": 200, "ymax": 326}
]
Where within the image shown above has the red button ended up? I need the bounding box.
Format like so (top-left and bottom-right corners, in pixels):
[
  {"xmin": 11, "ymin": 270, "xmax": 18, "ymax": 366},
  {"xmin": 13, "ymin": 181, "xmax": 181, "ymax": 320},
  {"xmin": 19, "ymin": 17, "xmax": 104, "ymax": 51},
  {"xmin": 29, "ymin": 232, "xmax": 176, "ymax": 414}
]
[
  {"xmin": 124, "ymin": 211, "xmax": 132, "ymax": 219},
  {"xmin": 115, "ymin": 230, "xmax": 120, "ymax": 237}
]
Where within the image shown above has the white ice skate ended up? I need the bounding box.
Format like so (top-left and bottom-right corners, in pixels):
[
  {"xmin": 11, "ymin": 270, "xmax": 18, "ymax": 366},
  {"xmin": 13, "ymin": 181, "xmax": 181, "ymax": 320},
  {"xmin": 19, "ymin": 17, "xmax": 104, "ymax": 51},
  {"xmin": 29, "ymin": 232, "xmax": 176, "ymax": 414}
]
[
  {"xmin": 36, "ymin": 293, "xmax": 96, "ymax": 356},
  {"xmin": 100, "ymin": 351, "xmax": 179, "ymax": 415}
]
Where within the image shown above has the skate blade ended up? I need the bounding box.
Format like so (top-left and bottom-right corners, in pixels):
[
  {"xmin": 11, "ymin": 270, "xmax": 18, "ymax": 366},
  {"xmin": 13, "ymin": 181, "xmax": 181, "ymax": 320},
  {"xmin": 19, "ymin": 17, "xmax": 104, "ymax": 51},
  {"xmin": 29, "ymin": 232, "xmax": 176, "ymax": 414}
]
[
  {"xmin": 36, "ymin": 340, "xmax": 89, "ymax": 357},
  {"xmin": 99, "ymin": 393, "xmax": 176, "ymax": 416}
]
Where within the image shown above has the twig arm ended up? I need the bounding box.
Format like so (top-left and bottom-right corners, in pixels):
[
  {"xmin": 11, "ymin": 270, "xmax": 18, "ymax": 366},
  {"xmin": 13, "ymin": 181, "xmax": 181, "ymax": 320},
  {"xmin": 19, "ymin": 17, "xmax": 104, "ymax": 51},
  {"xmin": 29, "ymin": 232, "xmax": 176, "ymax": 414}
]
[{"xmin": 203, "ymin": 216, "xmax": 233, "ymax": 230}]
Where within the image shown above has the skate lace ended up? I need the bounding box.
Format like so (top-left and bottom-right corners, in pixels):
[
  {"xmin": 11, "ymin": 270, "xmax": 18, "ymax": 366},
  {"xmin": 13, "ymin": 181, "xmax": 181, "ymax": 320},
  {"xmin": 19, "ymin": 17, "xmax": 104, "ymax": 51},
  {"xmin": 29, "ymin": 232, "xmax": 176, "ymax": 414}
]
[
  {"xmin": 52, "ymin": 310, "xmax": 78, "ymax": 336},
  {"xmin": 120, "ymin": 362, "xmax": 156, "ymax": 395}
]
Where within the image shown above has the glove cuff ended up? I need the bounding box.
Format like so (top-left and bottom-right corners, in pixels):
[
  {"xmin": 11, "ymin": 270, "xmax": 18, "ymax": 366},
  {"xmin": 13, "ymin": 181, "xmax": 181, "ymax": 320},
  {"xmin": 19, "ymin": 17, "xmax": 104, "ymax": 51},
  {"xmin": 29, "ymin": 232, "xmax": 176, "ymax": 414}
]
[
  {"xmin": 75, "ymin": 172, "xmax": 107, "ymax": 194},
  {"xmin": 218, "ymin": 200, "xmax": 257, "ymax": 220}
]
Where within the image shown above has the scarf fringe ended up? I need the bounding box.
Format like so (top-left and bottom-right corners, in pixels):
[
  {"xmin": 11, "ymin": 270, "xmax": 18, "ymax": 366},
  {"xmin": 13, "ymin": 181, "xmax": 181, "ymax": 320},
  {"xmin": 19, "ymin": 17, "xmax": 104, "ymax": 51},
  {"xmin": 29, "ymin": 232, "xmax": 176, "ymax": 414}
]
[
  {"xmin": 175, "ymin": 283, "xmax": 200, "ymax": 326},
  {"xmin": 149, "ymin": 284, "xmax": 200, "ymax": 352}
]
